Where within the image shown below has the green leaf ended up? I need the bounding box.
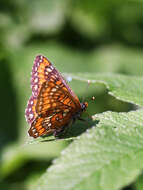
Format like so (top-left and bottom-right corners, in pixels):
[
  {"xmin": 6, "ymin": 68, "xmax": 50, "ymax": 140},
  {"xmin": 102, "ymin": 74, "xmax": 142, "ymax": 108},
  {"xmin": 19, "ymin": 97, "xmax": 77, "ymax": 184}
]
[
  {"xmin": 5, "ymin": 43, "xmax": 143, "ymax": 187},
  {"xmin": 64, "ymin": 73, "xmax": 143, "ymax": 107},
  {"xmin": 27, "ymin": 72, "xmax": 143, "ymax": 190},
  {"xmin": 29, "ymin": 109, "xmax": 143, "ymax": 190}
]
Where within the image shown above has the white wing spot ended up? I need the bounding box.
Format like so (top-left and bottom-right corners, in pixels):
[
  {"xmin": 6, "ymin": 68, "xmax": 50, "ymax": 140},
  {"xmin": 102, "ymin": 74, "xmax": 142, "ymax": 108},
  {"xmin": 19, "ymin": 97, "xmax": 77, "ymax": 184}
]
[
  {"xmin": 50, "ymin": 66, "xmax": 54, "ymax": 70},
  {"xmin": 34, "ymin": 78, "xmax": 38, "ymax": 83},
  {"xmin": 52, "ymin": 88, "xmax": 56, "ymax": 92},
  {"xmin": 34, "ymin": 85, "xmax": 38, "ymax": 91},
  {"xmin": 35, "ymin": 132, "xmax": 39, "ymax": 137},
  {"xmin": 29, "ymin": 113, "xmax": 34, "ymax": 119},
  {"xmin": 63, "ymin": 113, "xmax": 67, "ymax": 117},
  {"xmin": 45, "ymin": 83, "xmax": 48, "ymax": 88},
  {"xmin": 47, "ymin": 68, "xmax": 52, "ymax": 72},
  {"xmin": 30, "ymin": 100, "xmax": 34, "ymax": 105},
  {"xmin": 64, "ymin": 109, "xmax": 69, "ymax": 113},
  {"xmin": 28, "ymin": 108, "xmax": 32, "ymax": 112},
  {"xmin": 32, "ymin": 128, "xmax": 36, "ymax": 133},
  {"xmin": 34, "ymin": 72, "xmax": 38, "ymax": 77},
  {"xmin": 37, "ymin": 62, "xmax": 40, "ymax": 67}
]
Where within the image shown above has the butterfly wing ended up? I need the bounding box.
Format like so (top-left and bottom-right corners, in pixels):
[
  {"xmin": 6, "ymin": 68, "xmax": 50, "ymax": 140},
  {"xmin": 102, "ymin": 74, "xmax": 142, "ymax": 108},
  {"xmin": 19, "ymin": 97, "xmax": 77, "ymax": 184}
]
[
  {"xmin": 28, "ymin": 80, "xmax": 81, "ymax": 138},
  {"xmin": 26, "ymin": 55, "xmax": 82, "ymax": 138},
  {"xmin": 31, "ymin": 55, "xmax": 53, "ymax": 97},
  {"xmin": 28, "ymin": 107, "xmax": 73, "ymax": 138},
  {"xmin": 25, "ymin": 55, "xmax": 81, "ymax": 124},
  {"xmin": 36, "ymin": 80, "xmax": 79, "ymax": 115},
  {"xmin": 25, "ymin": 55, "xmax": 51, "ymax": 124},
  {"xmin": 25, "ymin": 96, "xmax": 38, "ymax": 124},
  {"xmin": 31, "ymin": 55, "xmax": 79, "ymax": 102}
]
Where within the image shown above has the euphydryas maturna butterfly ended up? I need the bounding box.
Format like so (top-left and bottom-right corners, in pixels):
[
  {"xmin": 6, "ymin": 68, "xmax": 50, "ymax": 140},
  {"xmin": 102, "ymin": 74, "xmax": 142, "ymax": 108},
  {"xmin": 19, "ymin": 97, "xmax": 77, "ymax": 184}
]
[{"xmin": 25, "ymin": 55, "xmax": 88, "ymax": 138}]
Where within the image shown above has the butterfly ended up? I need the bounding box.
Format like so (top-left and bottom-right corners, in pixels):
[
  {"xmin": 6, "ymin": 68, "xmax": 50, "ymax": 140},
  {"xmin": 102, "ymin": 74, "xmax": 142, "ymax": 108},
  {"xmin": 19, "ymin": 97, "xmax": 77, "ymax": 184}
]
[{"xmin": 25, "ymin": 55, "xmax": 88, "ymax": 138}]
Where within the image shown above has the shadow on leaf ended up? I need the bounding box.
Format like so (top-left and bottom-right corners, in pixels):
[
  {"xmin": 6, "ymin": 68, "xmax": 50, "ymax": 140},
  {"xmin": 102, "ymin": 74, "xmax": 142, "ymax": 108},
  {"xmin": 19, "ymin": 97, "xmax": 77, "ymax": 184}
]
[{"xmin": 39, "ymin": 118, "xmax": 98, "ymax": 142}]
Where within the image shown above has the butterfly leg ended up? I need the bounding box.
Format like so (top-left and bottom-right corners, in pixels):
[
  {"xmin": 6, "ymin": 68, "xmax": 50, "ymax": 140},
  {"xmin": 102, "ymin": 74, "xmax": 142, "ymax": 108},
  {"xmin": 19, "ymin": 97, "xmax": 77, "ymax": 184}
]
[
  {"xmin": 78, "ymin": 117, "xmax": 91, "ymax": 127},
  {"xmin": 53, "ymin": 122, "xmax": 72, "ymax": 138},
  {"xmin": 53, "ymin": 126, "xmax": 66, "ymax": 138},
  {"xmin": 78, "ymin": 117, "xmax": 86, "ymax": 122}
]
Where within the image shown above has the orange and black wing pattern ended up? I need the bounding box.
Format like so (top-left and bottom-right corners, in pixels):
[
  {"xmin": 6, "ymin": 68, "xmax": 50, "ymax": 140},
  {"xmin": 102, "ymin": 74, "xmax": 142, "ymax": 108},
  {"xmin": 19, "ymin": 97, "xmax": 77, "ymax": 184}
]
[
  {"xmin": 36, "ymin": 80, "xmax": 79, "ymax": 115},
  {"xmin": 25, "ymin": 55, "xmax": 52, "ymax": 124},
  {"xmin": 28, "ymin": 79, "xmax": 81, "ymax": 138},
  {"xmin": 28, "ymin": 106, "xmax": 74, "ymax": 138},
  {"xmin": 25, "ymin": 55, "xmax": 85, "ymax": 138}
]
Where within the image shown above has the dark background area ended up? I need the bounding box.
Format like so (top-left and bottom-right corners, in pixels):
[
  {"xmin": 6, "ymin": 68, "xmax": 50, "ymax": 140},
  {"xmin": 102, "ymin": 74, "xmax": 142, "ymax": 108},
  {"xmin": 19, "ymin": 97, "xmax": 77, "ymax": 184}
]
[{"xmin": 0, "ymin": 0, "xmax": 143, "ymax": 189}]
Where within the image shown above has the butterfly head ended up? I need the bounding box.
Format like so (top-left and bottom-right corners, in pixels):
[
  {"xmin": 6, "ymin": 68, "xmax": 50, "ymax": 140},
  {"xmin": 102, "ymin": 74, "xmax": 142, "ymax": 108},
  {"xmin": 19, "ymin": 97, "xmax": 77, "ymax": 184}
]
[{"xmin": 81, "ymin": 102, "xmax": 88, "ymax": 112}]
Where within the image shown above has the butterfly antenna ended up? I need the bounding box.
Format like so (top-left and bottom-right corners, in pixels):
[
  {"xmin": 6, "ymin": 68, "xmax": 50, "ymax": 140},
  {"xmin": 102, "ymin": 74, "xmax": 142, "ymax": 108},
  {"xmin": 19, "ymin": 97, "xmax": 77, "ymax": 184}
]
[
  {"xmin": 82, "ymin": 80, "xmax": 95, "ymax": 119},
  {"xmin": 81, "ymin": 80, "xmax": 91, "ymax": 102}
]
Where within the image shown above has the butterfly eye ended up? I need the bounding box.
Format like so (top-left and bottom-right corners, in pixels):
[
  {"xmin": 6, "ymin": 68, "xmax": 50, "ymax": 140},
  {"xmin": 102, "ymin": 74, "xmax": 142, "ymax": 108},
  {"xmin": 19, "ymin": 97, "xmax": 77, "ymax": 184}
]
[{"xmin": 81, "ymin": 102, "xmax": 88, "ymax": 111}]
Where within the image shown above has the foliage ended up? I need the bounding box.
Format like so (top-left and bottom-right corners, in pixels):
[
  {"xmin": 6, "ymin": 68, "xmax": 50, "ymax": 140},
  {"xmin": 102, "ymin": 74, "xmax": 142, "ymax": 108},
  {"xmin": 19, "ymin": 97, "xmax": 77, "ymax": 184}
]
[
  {"xmin": 1, "ymin": 0, "xmax": 143, "ymax": 190},
  {"xmin": 28, "ymin": 74, "xmax": 143, "ymax": 190}
]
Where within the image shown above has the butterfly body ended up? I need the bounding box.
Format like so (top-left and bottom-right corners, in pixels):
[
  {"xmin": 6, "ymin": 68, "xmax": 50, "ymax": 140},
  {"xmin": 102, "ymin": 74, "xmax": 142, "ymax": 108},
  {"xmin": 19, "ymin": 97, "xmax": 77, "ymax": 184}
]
[{"xmin": 25, "ymin": 55, "xmax": 88, "ymax": 138}]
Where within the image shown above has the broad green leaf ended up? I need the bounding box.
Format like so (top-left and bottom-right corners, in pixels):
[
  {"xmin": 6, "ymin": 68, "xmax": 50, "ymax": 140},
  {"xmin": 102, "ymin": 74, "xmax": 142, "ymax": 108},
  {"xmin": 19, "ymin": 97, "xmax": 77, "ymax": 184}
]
[
  {"xmin": 29, "ymin": 110, "xmax": 143, "ymax": 190},
  {"xmin": 65, "ymin": 73, "xmax": 143, "ymax": 107}
]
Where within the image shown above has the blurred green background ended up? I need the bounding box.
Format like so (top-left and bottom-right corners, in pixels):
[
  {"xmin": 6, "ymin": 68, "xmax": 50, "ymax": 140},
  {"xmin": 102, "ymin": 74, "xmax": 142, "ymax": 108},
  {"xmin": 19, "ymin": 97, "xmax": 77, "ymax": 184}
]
[{"xmin": 0, "ymin": 0, "xmax": 143, "ymax": 189}]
